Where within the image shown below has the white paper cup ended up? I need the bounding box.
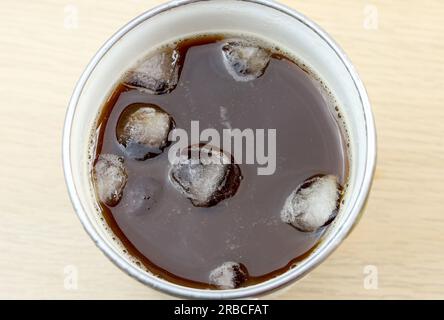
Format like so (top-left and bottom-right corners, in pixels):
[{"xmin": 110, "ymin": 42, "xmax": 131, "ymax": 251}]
[{"xmin": 62, "ymin": 0, "xmax": 376, "ymax": 299}]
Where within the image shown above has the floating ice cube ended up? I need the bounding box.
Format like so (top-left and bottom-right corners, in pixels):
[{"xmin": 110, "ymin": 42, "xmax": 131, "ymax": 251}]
[
  {"xmin": 124, "ymin": 47, "xmax": 180, "ymax": 94},
  {"xmin": 280, "ymin": 175, "xmax": 341, "ymax": 232},
  {"xmin": 116, "ymin": 103, "xmax": 174, "ymax": 160},
  {"xmin": 169, "ymin": 145, "xmax": 242, "ymax": 207},
  {"xmin": 93, "ymin": 154, "xmax": 128, "ymax": 207},
  {"xmin": 209, "ymin": 262, "xmax": 248, "ymax": 289},
  {"xmin": 119, "ymin": 177, "xmax": 162, "ymax": 214},
  {"xmin": 222, "ymin": 40, "xmax": 271, "ymax": 82}
]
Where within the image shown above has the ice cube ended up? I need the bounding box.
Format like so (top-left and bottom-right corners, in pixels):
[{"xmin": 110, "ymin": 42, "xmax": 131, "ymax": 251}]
[
  {"xmin": 169, "ymin": 145, "xmax": 242, "ymax": 207},
  {"xmin": 209, "ymin": 262, "xmax": 248, "ymax": 289},
  {"xmin": 280, "ymin": 175, "xmax": 342, "ymax": 232},
  {"xmin": 222, "ymin": 40, "xmax": 271, "ymax": 82},
  {"xmin": 116, "ymin": 103, "xmax": 175, "ymax": 160},
  {"xmin": 93, "ymin": 154, "xmax": 128, "ymax": 207},
  {"xmin": 124, "ymin": 47, "xmax": 180, "ymax": 94},
  {"xmin": 119, "ymin": 177, "xmax": 162, "ymax": 214}
]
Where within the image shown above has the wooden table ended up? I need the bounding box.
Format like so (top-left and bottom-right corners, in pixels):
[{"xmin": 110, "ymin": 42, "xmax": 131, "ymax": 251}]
[{"xmin": 1, "ymin": 0, "xmax": 443, "ymax": 299}]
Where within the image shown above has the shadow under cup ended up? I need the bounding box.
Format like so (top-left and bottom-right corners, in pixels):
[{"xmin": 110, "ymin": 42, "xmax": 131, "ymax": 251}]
[{"xmin": 62, "ymin": 0, "xmax": 376, "ymax": 299}]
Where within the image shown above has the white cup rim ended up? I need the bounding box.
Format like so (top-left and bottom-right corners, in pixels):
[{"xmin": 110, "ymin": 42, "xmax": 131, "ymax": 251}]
[{"xmin": 62, "ymin": 0, "xmax": 377, "ymax": 299}]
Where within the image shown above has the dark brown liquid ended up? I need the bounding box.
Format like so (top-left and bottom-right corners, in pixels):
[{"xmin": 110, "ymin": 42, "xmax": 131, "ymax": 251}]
[{"xmin": 92, "ymin": 35, "xmax": 349, "ymax": 289}]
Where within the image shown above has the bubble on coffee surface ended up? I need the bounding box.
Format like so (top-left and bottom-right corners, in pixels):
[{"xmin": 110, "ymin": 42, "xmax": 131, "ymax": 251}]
[
  {"xmin": 118, "ymin": 176, "xmax": 162, "ymax": 214},
  {"xmin": 124, "ymin": 47, "xmax": 180, "ymax": 94},
  {"xmin": 169, "ymin": 145, "xmax": 242, "ymax": 207},
  {"xmin": 209, "ymin": 262, "xmax": 248, "ymax": 289},
  {"xmin": 116, "ymin": 103, "xmax": 175, "ymax": 160},
  {"xmin": 222, "ymin": 39, "xmax": 271, "ymax": 82},
  {"xmin": 93, "ymin": 154, "xmax": 128, "ymax": 207},
  {"xmin": 281, "ymin": 175, "xmax": 342, "ymax": 232}
]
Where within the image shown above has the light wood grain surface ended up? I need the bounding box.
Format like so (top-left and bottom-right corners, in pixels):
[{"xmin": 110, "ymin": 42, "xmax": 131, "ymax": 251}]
[{"xmin": 0, "ymin": 0, "xmax": 443, "ymax": 299}]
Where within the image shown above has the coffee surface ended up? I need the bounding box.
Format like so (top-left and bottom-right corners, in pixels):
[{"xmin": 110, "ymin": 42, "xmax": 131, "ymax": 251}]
[{"xmin": 92, "ymin": 35, "xmax": 349, "ymax": 288}]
